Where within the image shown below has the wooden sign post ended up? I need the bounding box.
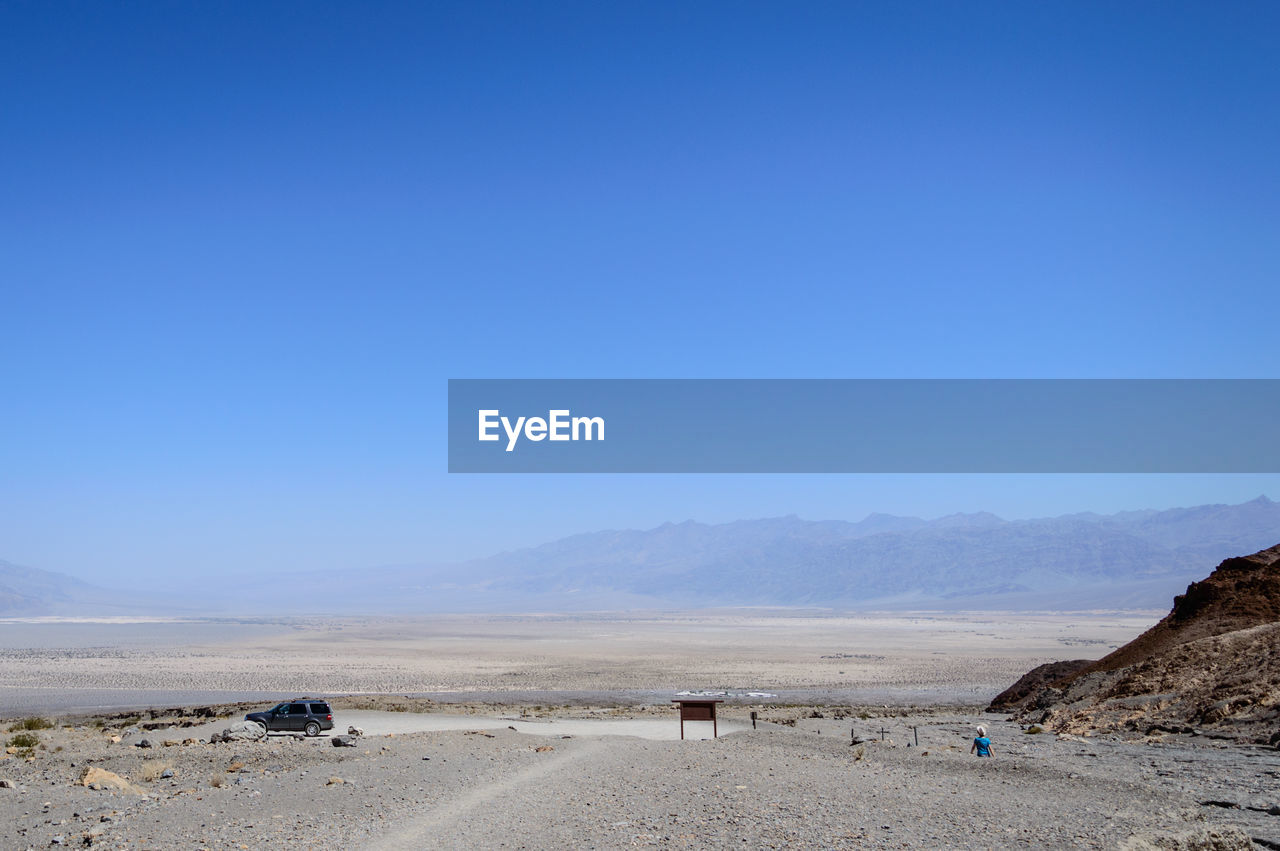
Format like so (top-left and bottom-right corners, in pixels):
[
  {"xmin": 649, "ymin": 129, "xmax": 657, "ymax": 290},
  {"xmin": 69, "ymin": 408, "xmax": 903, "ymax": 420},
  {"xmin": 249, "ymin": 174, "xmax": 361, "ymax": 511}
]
[{"xmin": 672, "ymin": 699, "xmax": 723, "ymax": 740}]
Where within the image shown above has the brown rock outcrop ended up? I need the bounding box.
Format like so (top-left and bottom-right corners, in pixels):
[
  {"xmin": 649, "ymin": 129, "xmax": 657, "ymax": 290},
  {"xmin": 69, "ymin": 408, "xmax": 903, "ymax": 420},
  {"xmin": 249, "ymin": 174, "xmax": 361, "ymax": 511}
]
[
  {"xmin": 1000, "ymin": 543, "xmax": 1280, "ymax": 743},
  {"xmin": 1072, "ymin": 543, "xmax": 1280, "ymax": 678}
]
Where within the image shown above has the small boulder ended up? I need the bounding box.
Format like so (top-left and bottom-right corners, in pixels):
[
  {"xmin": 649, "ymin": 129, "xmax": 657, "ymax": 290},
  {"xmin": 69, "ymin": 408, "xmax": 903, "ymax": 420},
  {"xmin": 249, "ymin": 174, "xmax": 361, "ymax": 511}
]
[
  {"xmin": 331, "ymin": 736, "xmax": 357, "ymax": 748},
  {"xmin": 134, "ymin": 739, "xmax": 152, "ymax": 749},
  {"xmin": 79, "ymin": 767, "xmax": 144, "ymax": 795},
  {"xmin": 347, "ymin": 726, "xmax": 364, "ymax": 737}
]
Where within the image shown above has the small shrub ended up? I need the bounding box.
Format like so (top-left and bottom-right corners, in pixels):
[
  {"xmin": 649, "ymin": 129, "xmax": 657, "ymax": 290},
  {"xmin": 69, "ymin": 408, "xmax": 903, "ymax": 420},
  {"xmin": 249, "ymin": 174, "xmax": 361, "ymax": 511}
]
[
  {"xmin": 226, "ymin": 761, "xmax": 245, "ymax": 773},
  {"xmin": 8, "ymin": 733, "xmax": 39, "ymax": 749},
  {"xmin": 210, "ymin": 773, "xmax": 227, "ymax": 788},
  {"xmin": 1024, "ymin": 725, "xmax": 1044, "ymax": 735},
  {"xmin": 9, "ymin": 718, "xmax": 54, "ymax": 732},
  {"xmin": 141, "ymin": 760, "xmax": 173, "ymax": 782}
]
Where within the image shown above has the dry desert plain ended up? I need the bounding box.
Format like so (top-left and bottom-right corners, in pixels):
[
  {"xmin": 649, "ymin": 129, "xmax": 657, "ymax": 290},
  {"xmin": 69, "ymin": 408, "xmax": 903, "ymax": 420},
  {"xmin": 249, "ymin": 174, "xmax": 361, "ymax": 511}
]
[{"xmin": 1, "ymin": 611, "xmax": 1278, "ymax": 849}]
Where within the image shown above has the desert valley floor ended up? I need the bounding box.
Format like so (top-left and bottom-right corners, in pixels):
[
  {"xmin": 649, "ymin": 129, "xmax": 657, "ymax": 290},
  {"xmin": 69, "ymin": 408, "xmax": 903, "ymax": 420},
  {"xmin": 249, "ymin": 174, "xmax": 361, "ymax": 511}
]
[
  {"xmin": 1, "ymin": 612, "xmax": 1277, "ymax": 849},
  {"xmin": 0, "ymin": 610, "xmax": 1157, "ymax": 715}
]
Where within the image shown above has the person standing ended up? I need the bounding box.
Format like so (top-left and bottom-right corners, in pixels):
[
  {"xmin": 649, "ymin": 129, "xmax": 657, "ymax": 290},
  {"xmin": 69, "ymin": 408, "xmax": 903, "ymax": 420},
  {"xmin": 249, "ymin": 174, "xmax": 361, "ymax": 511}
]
[{"xmin": 971, "ymin": 725, "xmax": 994, "ymax": 757}]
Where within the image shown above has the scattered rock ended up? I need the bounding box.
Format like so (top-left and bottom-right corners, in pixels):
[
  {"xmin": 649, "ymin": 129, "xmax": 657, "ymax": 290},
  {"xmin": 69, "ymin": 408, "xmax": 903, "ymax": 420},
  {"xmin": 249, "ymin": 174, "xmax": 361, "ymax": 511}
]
[
  {"xmin": 331, "ymin": 737, "xmax": 357, "ymax": 748},
  {"xmin": 0, "ymin": 779, "xmax": 12, "ymax": 789},
  {"xmin": 347, "ymin": 726, "xmax": 364, "ymax": 737},
  {"xmin": 534, "ymin": 745, "xmax": 555, "ymax": 753},
  {"xmin": 134, "ymin": 739, "xmax": 152, "ymax": 749},
  {"xmin": 326, "ymin": 776, "xmax": 344, "ymax": 786}
]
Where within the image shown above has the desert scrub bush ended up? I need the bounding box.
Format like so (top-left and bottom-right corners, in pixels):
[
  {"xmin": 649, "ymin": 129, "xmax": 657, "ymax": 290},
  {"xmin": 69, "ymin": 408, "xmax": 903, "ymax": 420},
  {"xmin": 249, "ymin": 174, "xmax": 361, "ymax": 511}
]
[
  {"xmin": 140, "ymin": 760, "xmax": 173, "ymax": 782},
  {"xmin": 8, "ymin": 732, "xmax": 40, "ymax": 749},
  {"xmin": 8, "ymin": 718, "xmax": 54, "ymax": 732},
  {"xmin": 210, "ymin": 772, "xmax": 227, "ymax": 788},
  {"xmin": 1023, "ymin": 725, "xmax": 1044, "ymax": 734}
]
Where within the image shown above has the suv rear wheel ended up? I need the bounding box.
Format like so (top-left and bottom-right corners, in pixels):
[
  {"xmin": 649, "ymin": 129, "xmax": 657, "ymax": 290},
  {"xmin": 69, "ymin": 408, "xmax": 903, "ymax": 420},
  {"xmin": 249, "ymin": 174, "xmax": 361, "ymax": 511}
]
[{"xmin": 304, "ymin": 721, "xmax": 320, "ymax": 737}]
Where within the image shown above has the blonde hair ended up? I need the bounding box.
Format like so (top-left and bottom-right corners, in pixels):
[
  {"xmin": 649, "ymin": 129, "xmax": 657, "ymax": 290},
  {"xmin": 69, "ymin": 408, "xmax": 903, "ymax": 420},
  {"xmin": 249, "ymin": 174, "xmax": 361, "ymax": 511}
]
[{"xmin": 976, "ymin": 725, "xmax": 987, "ymax": 737}]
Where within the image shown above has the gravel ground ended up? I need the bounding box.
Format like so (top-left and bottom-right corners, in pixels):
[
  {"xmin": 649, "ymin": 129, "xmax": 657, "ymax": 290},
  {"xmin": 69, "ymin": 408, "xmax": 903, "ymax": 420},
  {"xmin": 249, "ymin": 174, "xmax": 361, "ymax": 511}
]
[{"xmin": 2, "ymin": 707, "xmax": 1277, "ymax": 849}]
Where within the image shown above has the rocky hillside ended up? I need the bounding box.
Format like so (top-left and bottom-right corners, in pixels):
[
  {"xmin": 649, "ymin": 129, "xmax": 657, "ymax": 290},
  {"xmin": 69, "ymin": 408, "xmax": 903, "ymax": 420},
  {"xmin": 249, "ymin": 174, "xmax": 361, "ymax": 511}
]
[
  {"xmin": 996, "ymin": 543, "xmax": 1280, "ymax": 745},
  {"xmin": 987, "ymin": 660, "xmax": 1093, "ymax": 712}
]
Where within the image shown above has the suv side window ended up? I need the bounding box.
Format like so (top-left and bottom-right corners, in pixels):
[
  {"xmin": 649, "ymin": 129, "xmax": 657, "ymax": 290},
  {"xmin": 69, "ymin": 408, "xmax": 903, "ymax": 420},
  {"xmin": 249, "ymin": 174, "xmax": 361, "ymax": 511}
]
[
  {"xmin": 309, "ymin": 703, "xmax": 329, "ymax": 715},
  {"xmin": 288, "ymin": 703, "xmax": 308, "ymax": 715}
]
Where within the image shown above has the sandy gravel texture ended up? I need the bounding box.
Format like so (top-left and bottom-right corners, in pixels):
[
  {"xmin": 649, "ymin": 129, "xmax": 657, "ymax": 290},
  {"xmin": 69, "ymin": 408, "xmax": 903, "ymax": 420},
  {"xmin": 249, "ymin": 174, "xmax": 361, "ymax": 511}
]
[
  {"xmin": 0, "ymin": 611, "xmax": 1156, "ymax": 714},
  {"xmin": 1, "ymin": 707, "xmax": 1278, "ymax": 850}
]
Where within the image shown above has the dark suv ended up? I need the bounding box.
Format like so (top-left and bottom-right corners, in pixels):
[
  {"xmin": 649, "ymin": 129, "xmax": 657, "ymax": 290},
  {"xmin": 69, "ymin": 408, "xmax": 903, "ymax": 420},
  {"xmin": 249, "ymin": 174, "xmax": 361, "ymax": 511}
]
[{"xmin": 245, "ymin": 699, "xmax": 334, "ymax": 736}]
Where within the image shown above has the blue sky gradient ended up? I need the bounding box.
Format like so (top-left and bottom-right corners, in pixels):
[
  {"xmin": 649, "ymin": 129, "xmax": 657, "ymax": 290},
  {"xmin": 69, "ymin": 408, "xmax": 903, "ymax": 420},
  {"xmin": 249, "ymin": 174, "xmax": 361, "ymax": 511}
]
[{"xmin": 3, "ymin": 2, "xmax": 1278, "ymax": 581}]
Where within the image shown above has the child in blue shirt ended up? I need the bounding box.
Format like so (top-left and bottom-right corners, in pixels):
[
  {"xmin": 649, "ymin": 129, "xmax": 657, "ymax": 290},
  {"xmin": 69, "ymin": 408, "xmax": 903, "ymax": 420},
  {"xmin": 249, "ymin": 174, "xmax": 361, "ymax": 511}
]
[{"xmin": 971, "ymin": 725, "xmax": 994, "ymax": 757}]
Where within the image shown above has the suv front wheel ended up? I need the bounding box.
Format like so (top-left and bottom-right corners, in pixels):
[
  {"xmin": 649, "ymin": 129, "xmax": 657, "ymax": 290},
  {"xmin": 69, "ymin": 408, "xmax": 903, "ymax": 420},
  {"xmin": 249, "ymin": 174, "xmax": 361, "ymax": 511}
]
[{"xmin": 304, "ymin": 721, "xmax": 320, "ymax": 737}]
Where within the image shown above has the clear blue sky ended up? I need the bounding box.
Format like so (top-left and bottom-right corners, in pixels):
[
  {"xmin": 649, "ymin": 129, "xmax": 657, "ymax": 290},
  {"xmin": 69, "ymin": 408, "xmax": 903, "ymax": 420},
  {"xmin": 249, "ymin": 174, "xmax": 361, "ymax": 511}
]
[{"xmin": 3, "ymin": 2, "xmax": 1278, "ymax": 582}]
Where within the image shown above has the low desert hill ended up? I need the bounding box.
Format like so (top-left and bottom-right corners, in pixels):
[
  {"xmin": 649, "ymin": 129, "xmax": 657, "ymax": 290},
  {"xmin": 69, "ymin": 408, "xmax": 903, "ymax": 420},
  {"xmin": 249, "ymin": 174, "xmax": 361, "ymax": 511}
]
[{"xmin": 993, "ymin": 543, "xmax": 1280, "ymax": 745}]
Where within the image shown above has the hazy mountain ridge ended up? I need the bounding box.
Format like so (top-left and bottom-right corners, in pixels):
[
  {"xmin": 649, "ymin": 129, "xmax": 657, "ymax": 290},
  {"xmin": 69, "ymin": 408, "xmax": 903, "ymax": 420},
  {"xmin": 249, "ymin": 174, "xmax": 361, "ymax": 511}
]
[
  {"xmin": 455, "ymin": 497, "xmax": 1280, "ymax": 608},
  {"xmin": 4, "ymin": 497, "xmax": 1279, "ymax": 615}
]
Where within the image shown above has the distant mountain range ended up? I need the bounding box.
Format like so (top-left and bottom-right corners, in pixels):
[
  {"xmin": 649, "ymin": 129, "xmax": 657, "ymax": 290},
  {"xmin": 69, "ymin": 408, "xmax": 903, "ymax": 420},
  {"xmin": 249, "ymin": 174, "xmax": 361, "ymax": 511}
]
[
  {"xmin": 0, "ymin": 558, "xmax": 143, "ymax": 616},
  {"xmin": 5, "ymin": 496, "xmax": 1280, "ymax": 615}
]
